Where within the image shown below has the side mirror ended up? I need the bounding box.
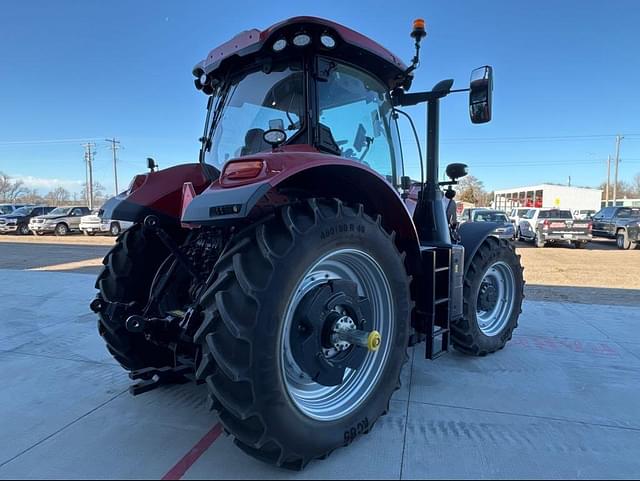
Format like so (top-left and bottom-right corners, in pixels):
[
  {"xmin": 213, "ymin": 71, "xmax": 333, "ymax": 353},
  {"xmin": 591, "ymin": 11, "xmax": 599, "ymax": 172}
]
[
  {"xmin": 469, "ymin": 66, "xmax": 493, "ymax": 124},
  {"xmin": 446, "ymin": 163, "xmax": 469, "ymax": 181},
  {"xmin": 147, "ymin": 157, "xmax": 158, "ymax": 172}
]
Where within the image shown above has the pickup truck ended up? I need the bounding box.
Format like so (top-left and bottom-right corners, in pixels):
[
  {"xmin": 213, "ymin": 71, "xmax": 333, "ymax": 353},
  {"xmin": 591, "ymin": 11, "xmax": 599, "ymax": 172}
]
[
  {"xmin": 509, "ymin": 208, "xmax": 531, "ymax": 237},
  {"xmin": 591, "ymin": 206, "xmax": 640, "ymax": 250},
  {"xmin": 0, "ymin": 205, "xmax": 54, "ymax": 235},
  {"xmin": 29, "ymin": 206, "xmax": 91, "ymax": 236},
  {"xmin": 459, "ymin": 208, "xmax": 516, "ymax": 240},
  {"xmin": 79, "ymin": 210, "xmax": 133, "ymax": 236},
  {"xmin": 518, "ymin": 208, "xmax": 592, "ymax": 248}
]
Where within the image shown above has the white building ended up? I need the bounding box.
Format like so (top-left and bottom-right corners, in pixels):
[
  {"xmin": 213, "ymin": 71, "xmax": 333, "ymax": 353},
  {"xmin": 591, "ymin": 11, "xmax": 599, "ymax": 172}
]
[
  {"xmin": 602, "ymin": 198, "xmax": 640, "ymax": 208},
  {"xmin": 493, "ymin": 184, "xmax": 602, "ymax": 212}
]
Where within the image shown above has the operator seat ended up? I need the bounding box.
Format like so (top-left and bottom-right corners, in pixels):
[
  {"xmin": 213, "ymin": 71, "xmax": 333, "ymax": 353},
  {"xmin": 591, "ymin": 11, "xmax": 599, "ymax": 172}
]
[{"xmin": 241, "ymin": 128, "xmax": 270, "ymax": 156}]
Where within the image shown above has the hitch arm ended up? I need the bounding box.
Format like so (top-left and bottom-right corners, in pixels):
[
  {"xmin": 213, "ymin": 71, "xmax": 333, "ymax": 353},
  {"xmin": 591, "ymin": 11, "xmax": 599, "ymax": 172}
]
[{"xmin": 143, "ymin": 215, "xmax": 203, "ymax": 284}]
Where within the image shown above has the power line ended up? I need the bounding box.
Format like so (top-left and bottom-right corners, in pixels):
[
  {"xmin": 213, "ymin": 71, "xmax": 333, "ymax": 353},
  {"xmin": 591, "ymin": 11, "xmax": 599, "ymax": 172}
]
[{"xmin": 0, "ymin": 138, "xmax": 99, "ymax": 145}]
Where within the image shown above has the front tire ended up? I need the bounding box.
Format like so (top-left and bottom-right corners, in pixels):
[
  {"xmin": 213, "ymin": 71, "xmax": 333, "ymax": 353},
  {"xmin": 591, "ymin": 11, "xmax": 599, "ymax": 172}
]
[
  {"xmin": 194, "ymin": 199, "xmax": 411, "ymax": 469},
  {"xmin": 96, "ymin": 225, "xmax": 173, "ymax": 370},
  {"xmin": 451, "ymin": 237, "xmax": 524, "ymax": 356},
  {"xmin": 17, "ymin": 224, "xmax": 30, "ymax": 235},
  {"xmin": 55, "ymin": 223, "xmax": 69, "ymax": 236}
]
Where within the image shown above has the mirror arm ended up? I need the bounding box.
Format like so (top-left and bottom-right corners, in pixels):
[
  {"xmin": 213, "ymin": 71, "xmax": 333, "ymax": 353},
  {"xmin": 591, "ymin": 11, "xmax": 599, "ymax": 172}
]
[{"xmin": 392, "ymin": 79, "xmax": 457, "ymax": 107}]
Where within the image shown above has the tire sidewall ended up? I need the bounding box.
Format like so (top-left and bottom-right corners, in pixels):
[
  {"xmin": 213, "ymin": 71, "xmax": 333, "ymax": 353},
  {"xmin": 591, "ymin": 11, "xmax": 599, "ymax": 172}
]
[
  {"xmin": 617, "ymin": 232, "xmax": 630, "ymax": 250},
  {"xmin": 463, "ymin": 240, "xmax": 523, "ymax": 352},
  {"xmin": 110, "ymin": 222, "xmax": 121, "ymax": 237},
  {"xmin": 249, "ymin": 207, "xmax": 410, "ymax": 455},
  {"xmin": 18, "ymin": 224, "xmax": 29, "ymax": 235},
  {"xmin": 56, "ymin": 223, "xmax": 68, "ymax": 236}
]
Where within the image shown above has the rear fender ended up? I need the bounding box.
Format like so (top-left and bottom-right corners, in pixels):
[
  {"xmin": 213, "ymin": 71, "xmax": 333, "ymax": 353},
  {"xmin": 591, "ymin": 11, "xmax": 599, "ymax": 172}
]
[
  {"xmin": 457, "ymin": 222, "xmax": 500, "ymax": 273},
  {"xmin": 100, "ymin": 164, "xmax": 217, "ymax": 225},
  {"xmin": 182, "ymin": 158, "xmax": 421, "ymax": 274}
]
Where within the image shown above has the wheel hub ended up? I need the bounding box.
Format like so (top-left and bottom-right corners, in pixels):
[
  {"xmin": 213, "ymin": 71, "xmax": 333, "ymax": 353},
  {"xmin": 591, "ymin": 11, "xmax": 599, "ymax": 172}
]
[
  {"xmin": 290, "ymin": 280, "xmax": 372, "ymax": 387},
  {"xmin": 477, "ymin": 281, "xmax": 499, "ymax": 311}
]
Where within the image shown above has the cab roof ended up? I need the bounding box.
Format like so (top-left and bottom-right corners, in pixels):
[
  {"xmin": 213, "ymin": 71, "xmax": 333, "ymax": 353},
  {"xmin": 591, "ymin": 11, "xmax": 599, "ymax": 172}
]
[{"xmin": 194, "ymin": 17, "xmax": 409, "ymax": 91}]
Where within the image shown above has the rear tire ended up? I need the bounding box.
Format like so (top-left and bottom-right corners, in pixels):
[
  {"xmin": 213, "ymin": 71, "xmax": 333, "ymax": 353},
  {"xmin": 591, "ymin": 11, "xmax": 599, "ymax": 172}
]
[
  {"xmin": 96, "ymin": 224, "xmax": 173, "ymax": 370},
  {"xmin": 617, "ymin": 230, "xmax": 631, "ymax": 250},
  {"xmin": 451, "ymin": 237, "xmax": 524, "ymax": 356},
  {"xmin": 17, "ymin": 224, "xmax": 30, "ymax": 235},
  {"xmin": 535, "ymin": 235, "xmax": 545, "ymax": 248},
  {"xmin": 574, "ymin": 241, "xmax": 587, "ymax": 249},
  {"xmin": 194, "ymin": 199, "xmax": 411, "ymax": 469}
]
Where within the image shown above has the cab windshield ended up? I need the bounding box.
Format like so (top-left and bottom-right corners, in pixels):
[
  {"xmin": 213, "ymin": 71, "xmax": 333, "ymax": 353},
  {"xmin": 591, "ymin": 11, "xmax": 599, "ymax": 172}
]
[
  {"xmin": 49, "ymin": 207, "xmax": 72, "ymax": 216},
  {"xmin": 12, "ymin": 207, "xmax": 33, "ymax": 216},
  {"xmin": 204, "ymin": 62, "xmax": 304, "ymax": 169}
]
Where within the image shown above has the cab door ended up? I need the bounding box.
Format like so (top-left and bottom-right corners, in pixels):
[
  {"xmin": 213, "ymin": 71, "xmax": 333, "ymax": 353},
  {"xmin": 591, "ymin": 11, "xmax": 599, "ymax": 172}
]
[
  {"xmin": 69, "ymin": 208, "xmax": 85, "ymax": 229},
  {"xmin": 592, "ymin": 208, "xmax": 613, "ymax": 237}
]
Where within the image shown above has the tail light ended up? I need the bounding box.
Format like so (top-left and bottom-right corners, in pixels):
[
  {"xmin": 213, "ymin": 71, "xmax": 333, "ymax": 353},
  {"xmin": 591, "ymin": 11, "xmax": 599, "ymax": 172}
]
[
  {"xmin": 542, "ymin": 220, "xmax": 550, "ymax": 230},
  {"xmin": 221, "ymin": 160, "xmax": 264, "ymax": 183},
  {"xmin": 588, "ymin": 222, "xmax": 593, "ymax": 232}
]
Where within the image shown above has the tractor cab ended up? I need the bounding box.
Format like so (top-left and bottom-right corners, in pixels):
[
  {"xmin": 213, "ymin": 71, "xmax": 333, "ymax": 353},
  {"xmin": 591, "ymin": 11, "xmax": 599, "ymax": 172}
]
[{"xmin": 194, "ymin": 17, "xmax": 407, "ymax": 186}]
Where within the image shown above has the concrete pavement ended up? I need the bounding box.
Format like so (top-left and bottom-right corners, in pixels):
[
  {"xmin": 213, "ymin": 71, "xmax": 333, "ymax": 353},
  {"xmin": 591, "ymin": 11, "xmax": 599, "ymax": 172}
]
[{"xmin": 0, "ymin": 269, "xmax": 639, "ymax": 479}]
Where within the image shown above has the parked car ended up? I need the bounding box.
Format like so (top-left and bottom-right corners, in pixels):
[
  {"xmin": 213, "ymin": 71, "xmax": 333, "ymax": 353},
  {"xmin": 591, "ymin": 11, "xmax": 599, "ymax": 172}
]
[
  {"xmin": 573, "ymin": 209, "xmax": 596, "ymax": 220},
  {"xmin": 29, "ymin": 206, "xmax": 91, "ymax": 236},
  {"xmin": 459, "ymin": 208, "xmax": 515, "ymax": 240},
  {"xmin": 591, "ymin": 206, "xmax": 640, "ymax": 250},
  {"xmin": 0, "ymin": 204, "xmax": 31, "ymax": 215},
  {"xmin": 518, "ymin": 208, "xmax": 592, "ymax": 248},
  {"xmin": 0, "ymin": 206, "xmax": 54, "ymax": 235},
  {"xmin": 80, "ymin": 209, "xmax": 133, "ymax": 236},
  {"xmin": 509, "ymin": 208, "xmax": 531, "ymax": 236}
]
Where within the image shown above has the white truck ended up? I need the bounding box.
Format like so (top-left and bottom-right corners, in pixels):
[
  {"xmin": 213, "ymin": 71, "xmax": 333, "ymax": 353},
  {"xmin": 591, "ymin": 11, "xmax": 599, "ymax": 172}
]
[
  {"xmin": 518, "ymin": 208, "xmax": 592, "ymax": 248},
  {"xmin": 79, "ymin": 210, "xmax": 133, "ymax": 236}
]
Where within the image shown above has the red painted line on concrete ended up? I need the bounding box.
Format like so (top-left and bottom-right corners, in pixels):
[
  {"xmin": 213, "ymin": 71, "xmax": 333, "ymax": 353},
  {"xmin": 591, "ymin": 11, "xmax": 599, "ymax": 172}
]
[{"xmin": 161, "ymin": 423, "xmax": 224, "ymax": 480}]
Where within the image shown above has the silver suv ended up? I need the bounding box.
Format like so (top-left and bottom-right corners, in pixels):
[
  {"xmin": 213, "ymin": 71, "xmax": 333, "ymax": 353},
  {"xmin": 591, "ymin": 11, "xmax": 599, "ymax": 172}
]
[{"xmin": 29, "ymin": 206, "xmax": 91, "ymax": 236}]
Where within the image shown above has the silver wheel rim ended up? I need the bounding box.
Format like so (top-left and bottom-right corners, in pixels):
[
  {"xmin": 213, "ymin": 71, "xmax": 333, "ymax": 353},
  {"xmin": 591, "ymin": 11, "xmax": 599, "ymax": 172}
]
[
  {"xmin": 476, "ymin": 261, "xmax": 516, "ymax": 336},
  {"xmin": 281, "ymin": 248, "xmax": 394, "ymax": 422}
]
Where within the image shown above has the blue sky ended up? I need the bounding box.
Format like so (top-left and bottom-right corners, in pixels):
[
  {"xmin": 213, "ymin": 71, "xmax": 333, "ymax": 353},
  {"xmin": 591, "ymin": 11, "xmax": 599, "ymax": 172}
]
[{"xmin": 1, "ymin": 0, "xmax": 639, "ymax": 196}]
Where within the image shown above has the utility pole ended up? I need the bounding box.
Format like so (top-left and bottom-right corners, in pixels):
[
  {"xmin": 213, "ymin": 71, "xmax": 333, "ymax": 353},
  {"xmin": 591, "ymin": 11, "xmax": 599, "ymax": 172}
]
[
  {"xmin": 82, "ymin": 142, "xmax": 96, "ymax": 209},
  {"xmin": 613, "ymin": 135, "xmax": 623, "ymax": 206},
  {"xmin": 605, "ymin": 154, "xmax": 611, "ymax": 207},
  {"xmin": 105, "ymin": 138, "xmax": 121, "ymax": 195}
]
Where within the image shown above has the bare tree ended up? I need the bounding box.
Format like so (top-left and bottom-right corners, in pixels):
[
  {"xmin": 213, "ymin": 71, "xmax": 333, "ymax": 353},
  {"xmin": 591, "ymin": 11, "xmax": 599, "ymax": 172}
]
[
  {"xmin": 0, "ymin": 172, "xmax": 27, "ymax": 202},
  {"xmin": 80, "ymin": 181, "xmax": 107, "ymax": 208},
  {"xmin": 18, "ymin": 188, "xmax": 44, "ymax": 204},
  {"xmin": 599, "ymin": 180, "xmax": 635, "ymax": 199},
  {"xmin": 45, "ymin": 187, "xmax": 71, "ymax": 205},
  {"xmin": 633, "ymin": 173, "xmax": 640, "ymax": 197}
]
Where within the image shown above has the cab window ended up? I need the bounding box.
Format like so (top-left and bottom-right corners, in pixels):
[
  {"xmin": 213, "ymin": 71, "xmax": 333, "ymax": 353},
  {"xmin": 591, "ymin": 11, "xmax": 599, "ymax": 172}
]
[{"xmin": 317, "ymin": 61, "xmax": 398, "ymax": 182}]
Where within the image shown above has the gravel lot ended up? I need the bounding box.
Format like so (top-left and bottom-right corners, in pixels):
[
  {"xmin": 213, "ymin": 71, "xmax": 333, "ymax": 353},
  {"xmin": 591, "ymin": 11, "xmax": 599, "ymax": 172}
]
[{"xmin": 1, "ymin": 234, "xmax": 638, "ymax": 305}]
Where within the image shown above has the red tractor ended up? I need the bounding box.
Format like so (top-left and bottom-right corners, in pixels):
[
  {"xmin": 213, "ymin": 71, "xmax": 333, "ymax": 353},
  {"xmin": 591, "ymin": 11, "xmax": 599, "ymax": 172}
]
[{"xmin": 92, "ymin": 17, "xmax": 523, "ymax": 469}]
